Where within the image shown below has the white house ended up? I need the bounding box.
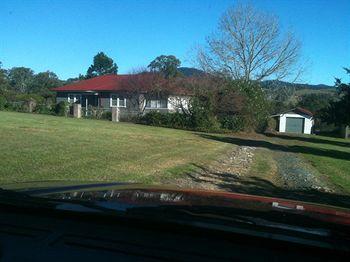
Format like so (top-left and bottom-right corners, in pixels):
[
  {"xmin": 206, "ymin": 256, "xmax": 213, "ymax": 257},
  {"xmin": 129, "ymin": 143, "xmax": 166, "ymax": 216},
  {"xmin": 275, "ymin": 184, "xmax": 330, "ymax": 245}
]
[
  {"xmin": 272, "ymin": 107, "xmax": 314, "ymax": 134},
  {"xmin": 52, "ymin": 74, "xmax": 191, "ymax": 121}
]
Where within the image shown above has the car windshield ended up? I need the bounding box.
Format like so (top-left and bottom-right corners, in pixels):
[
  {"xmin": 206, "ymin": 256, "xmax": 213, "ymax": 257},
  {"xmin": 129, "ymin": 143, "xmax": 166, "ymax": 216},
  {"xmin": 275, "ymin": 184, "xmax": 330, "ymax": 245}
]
[{"xmin": 0, "ymin": 0, "xmax": 350, "ymax": 214}]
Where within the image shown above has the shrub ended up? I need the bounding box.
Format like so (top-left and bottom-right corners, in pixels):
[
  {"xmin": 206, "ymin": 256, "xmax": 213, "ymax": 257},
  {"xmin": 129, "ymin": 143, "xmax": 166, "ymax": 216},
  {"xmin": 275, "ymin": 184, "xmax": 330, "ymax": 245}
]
[
  {"xmin": 138, "ymin": 78, "xmax": 271, "ymax": 133},
  {"xmin": 189, "ymin": 95, "xmax": 220, "ymax": 131},
  {"xmin": 119, "ymin": 114, "xmax": 139, "ymax": 123},
  {"xmin": 4, "ymin": 102, "xmax": 14, "ymax": 111},
  {"xmin": 55, "ymin": 101, "xmax": 69, "ymax": 116},
  {"xmin": 101, "ymin": 111, "xmax": 112, "ymax": 120},
  {"xmin": 0, "ymin": 96, "xmax": 7, "ymax": 110},
  {"xmin": 34, "ymin": 103, "xmax": 54, "ymax": 115},
  {"xmin": 139, "ymin": 110, "xmax": 221, "ymax": 132},
  {"xmin": 4, "ymin": 101, "xmax": 24, "ymax": 112},
  {"xmin": 15, "ymin": 93, "xmax": 44, "ymax": 104},
  {"xmin": 219, "ymin": 115, "xmax": 245, "ymax": 132},
  {"xmin": 169, "ymin": 112, "xmax": 191, "ymax": 129},
  {"xmin": 266, "ymin": 117, "xmax": 278, "ymax": 132},
  {"xmin": 236, "ymin": 82, "xmax": 270, "ymax": 132},
  {"xmin": 82, "ymin": 106, "xmax": 105, "ymax": 119},
  {"xmin": 91, "ymin": 107, "xmax": 104, "ymax": 119},
  {"xmin": 140, "ymin": 111, "xmax": 168, "ymax": 126}
]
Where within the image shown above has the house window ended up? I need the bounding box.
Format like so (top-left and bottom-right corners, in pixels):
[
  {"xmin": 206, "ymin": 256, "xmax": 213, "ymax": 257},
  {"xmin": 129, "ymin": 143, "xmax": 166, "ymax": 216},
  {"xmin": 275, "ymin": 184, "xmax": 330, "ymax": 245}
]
[
  {"xmin": 146, "ymin": 99, "xmax": 167, "ymax": 109},
  {"xmin": 118, "ymin": 96, "xmax": 126, "ymax": 107},
  {"xmin": 110, "ymin": 94, "xmax": 126, "ymax": 107},
  {"xmin": 68, "ymin": 94, "xmax": 81, "ymax": 104}
]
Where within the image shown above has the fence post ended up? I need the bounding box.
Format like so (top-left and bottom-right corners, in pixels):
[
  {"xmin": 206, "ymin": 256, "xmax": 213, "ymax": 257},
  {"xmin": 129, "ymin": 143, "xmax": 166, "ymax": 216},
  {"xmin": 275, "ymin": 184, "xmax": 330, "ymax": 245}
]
[
  {"xmin": 73, "ymin": 103, "xmax": 81, "ymax": 118},
  {"xmin": 111, "ymin": 107, "xmax": 119, "ymax": 122}
]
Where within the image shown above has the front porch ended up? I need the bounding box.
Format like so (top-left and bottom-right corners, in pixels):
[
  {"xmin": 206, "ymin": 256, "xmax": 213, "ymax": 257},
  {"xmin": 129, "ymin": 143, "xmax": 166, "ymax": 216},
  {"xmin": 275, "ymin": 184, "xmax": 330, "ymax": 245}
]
[{"xmin": 67, "ymin": 92, "xmax": 106, "ymax": 108}]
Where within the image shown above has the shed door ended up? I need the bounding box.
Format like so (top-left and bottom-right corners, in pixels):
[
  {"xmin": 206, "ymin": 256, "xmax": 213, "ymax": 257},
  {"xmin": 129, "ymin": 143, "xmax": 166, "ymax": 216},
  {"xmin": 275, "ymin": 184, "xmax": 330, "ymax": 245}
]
[{"xmin": 286, "ymin": 117, "xmax": 304, "ymax": 133}]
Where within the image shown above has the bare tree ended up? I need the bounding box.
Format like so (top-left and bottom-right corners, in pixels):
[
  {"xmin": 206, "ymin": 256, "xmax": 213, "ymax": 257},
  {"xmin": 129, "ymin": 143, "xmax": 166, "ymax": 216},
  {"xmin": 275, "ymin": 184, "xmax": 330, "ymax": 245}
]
[
  {"xmin": 121, "ymin": 68, "xmax": 168, "ymax": 115},
  {"xmin": 197, "ymin": 4, "xmax": 302, "ymax": 82},
  {"xmin": 164, "ymin": 77, "xmax": 193, "ymax": 114}
]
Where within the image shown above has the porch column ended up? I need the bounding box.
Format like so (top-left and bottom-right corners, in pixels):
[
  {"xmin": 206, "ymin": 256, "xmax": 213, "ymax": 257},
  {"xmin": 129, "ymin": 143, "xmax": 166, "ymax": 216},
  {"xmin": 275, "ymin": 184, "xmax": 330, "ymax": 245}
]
[
  {"xmin": 111, "ymin": 107, "xmax": 119, "ymax": 122},
  {"xmin": 85, "ymin": 97, "xmax": 88, "ymax": 116},
  {"xmin": 73, "ymin": 103, "xmax": 81, "ymax": 118}
]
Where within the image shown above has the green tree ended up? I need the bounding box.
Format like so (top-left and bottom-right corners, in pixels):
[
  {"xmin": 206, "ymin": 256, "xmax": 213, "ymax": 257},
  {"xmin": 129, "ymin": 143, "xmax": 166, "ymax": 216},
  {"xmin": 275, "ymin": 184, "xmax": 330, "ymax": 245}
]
[
  {"xmin": 237, "ymin": 81, "xmax": 271, "ymax": 132},
  {"xmin": 148, "ymin": 55, "xmax": 181, "ymax": 78},
  {"xmin": 323, "ymin": 68, "xmax": 350, "ymax": 126},
  {"xmin": 298, "ymin": 93, "xmax": 334, "ymax": 116},
  {"xmin": 86, "ymin": 52, "xmax": 118, "ymax": 78},
  {"xmin": 29, "ymin": 71, "xmax": 62, "ymax": 96},
  {"xmin": 0, "ymin": 62, "xmax": 10, "ymax": 92},
  {"xmin": 8, "ymin": 67, "xmax": 34, "ymax": 93},
  {"xmin": 65, "ymin": 74, "xmax": 86, "ymax": 84}
]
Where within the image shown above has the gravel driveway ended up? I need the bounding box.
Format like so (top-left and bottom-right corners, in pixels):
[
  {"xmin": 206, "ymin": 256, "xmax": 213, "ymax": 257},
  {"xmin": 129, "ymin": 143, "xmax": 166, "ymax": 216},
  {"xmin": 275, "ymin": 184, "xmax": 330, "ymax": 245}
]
[
  {"xmin": 173, "ymin": 145, "xmax": 332, "ymax": 193},
  {"xmin": 274, "ymin": 152, "xmax": 332, "ymax": 192}
]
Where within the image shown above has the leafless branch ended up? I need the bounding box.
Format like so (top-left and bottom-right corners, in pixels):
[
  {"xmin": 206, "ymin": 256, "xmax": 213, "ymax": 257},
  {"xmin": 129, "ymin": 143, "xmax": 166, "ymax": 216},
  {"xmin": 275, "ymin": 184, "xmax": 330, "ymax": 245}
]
[{"xmin": 196, "ymin": 4, "xmax": 303, "ymax": 82}]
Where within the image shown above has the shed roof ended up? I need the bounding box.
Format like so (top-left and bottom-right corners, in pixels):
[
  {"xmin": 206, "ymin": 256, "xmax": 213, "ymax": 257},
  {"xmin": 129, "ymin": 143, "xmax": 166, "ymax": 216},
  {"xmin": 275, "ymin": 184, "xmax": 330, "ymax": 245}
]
[
  {"xmin": 293, "ymin": 107, "xmax": 313, "ymax": 117},
  {"xmin": 271, "ymin": 107, "xmax": 314, "ymax": 118}
]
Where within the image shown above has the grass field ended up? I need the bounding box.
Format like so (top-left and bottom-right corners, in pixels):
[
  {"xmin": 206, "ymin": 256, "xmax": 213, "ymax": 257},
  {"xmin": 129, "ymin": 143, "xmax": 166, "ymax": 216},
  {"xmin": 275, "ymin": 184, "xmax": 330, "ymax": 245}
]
[
  {"xmin": 1, "ymin": 111, "xmax": 349, "ymax": 196},
  {"xmin": 0, "ymin": 111, "xmax": 230, "ymax": 184}
]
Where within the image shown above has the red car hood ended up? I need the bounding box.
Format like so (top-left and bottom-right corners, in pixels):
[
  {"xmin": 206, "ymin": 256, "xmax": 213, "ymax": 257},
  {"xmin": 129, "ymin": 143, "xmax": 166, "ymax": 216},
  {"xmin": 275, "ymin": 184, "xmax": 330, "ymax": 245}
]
[{"xmin": 8, "ymin": 181, "xmax": 350, "ymax": 227}]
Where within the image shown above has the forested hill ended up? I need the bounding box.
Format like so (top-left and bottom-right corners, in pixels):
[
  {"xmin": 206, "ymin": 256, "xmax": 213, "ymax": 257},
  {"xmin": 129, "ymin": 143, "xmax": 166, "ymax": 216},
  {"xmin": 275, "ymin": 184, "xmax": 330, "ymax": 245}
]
[
  {"xmin": 178, "ymin": 67, "xmax": 205, "ymax": 77},
  {"xmin": 260, "ymin": 80, "xmax": 334, "ymax": 90},
  {"xmin": 178, "ymin": 67, "xmax": 334, "ymax": 90}
]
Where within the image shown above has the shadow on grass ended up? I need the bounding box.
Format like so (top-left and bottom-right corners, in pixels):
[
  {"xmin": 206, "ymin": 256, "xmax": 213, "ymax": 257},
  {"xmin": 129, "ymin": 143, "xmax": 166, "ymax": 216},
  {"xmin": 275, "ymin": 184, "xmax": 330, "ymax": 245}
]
[
  {"xmin": 187, "ymin": 164, "xmax": 350, "ymax": 208},
  {"xmin": 197, "ymin": 134, "xmax": 350, "ymax": 161},
  {"xmin": 265, "ymin": 132, "xmax": 350, "ymax": 148}
]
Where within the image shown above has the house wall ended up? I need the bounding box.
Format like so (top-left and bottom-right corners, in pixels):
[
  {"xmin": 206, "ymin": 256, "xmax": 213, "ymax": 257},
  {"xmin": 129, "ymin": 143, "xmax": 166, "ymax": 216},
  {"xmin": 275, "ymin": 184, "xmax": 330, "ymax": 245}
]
[
  {"xmin": 56, "ymin": 96, "xmax": 68, "ymax": 104},
  {"xmin": 56, "ymin": 92, "xmax": 69, "ymax": 103},
  {"xmin": 279, "ymin": 112, "xmax": 313, "ymax": 134},
  {"xmin": 100, "ymin": 92, "xmax": 110, "ymax": 109},
  {"xmin": 55, "ymin": 91, "xmax": 191, "ymax": 120},
  {"xmin": 109, "ymin": 92, "xmax": 141, "ymax": 120}
]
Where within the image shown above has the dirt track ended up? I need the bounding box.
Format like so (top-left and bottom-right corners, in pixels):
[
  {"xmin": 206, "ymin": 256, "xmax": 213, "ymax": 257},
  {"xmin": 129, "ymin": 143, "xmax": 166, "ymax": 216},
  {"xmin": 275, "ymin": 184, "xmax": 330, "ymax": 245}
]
[{"xmin": 174, "ymin": 145, "xmax": 332, "ymax": 193}]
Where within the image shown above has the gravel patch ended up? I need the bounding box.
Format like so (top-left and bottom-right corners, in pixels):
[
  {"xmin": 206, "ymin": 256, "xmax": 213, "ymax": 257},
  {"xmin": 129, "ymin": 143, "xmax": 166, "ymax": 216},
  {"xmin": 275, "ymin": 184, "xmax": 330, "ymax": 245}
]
[
  {"xmin": 172, "ymin": 144, "xmax": 333, "ymax": 196},
  {"xmin": 173, "ymin": 146, "xmax": 256, "ymax": 190},
  {"xmin": 275, "ymin": 152, "xmax": 332, "ymax": 192},
  {"xmin": 216, "ymin": 146, "xmax": 256, "ymax": 177}
]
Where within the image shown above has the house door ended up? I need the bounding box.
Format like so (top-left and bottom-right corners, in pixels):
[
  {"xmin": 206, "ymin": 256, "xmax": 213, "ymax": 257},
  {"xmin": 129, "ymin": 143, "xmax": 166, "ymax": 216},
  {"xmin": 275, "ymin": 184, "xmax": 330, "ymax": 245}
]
[{"xmin": 286, "ymin": 117, "xmax": 304, "ymax": 133}]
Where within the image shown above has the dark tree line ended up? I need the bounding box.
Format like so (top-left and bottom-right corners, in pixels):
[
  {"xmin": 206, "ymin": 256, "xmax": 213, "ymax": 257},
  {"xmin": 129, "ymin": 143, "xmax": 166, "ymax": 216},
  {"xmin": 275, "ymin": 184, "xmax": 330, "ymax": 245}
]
[
  {"xmin": 0, "ymin": 52, "xmax": 184, "ymax": 98},
  {"xmin": 322, "ymin": 68, "xmax": 350, "ymax": 127},
  {"xmin": 0, "ymin": 64, "xmax": 62, "ymax": 97}
]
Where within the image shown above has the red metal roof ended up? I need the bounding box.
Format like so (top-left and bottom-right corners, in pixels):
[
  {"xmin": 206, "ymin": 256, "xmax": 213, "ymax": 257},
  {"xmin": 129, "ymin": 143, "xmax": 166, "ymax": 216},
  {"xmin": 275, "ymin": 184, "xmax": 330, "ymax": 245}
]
[
  {"xmin": 294, "ymin": 107, "xmax": 314, "ymax": 117},
  {"xmin": 52, "ymin": 74, "xmax": 192, "ymax": 95},
  {"xmin": 271, "ymin": 107, "xmax": 314, "ymax": 118},
  {"xmin": 51, "ymin": 74, "xmax": 130, "ymax": 92}
]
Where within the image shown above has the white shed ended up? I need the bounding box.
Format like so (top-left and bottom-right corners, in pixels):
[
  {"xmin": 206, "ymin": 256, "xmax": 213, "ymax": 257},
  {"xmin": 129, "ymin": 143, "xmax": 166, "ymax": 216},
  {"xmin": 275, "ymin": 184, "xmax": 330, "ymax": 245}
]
[{"xmin": 272, "ymin": 107, "xmax": 314, "ymax": 135}]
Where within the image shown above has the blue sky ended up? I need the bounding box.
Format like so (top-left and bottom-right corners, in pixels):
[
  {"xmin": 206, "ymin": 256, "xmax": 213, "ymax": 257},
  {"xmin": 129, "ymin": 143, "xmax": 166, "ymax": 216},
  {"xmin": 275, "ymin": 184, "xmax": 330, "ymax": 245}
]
[{"xmin": 0, "ymin": 0, "xmax": 349, "ymax": 85}]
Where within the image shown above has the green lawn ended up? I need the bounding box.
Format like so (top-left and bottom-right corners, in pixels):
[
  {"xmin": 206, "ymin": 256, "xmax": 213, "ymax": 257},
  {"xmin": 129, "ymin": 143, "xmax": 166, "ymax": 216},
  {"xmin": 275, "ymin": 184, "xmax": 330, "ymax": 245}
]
[
  {"xmin": 0, "ymin": 111, "xmax": 230, "ymax": 184},
  {"xmin": 1, "ymin": 111, "xmax": 350, "ymax": 196}
]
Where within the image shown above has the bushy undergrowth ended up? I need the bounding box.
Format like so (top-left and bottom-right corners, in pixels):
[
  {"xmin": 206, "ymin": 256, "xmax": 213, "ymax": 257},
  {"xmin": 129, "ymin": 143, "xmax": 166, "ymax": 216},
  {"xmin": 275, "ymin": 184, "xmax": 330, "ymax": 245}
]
[
  {"xmin": 139, "ymin": 80, "xmax": 270, "ymax": 133},
  {"xmin": 54, "ymin": 101, "xmax": 69, "ymax": 116}
]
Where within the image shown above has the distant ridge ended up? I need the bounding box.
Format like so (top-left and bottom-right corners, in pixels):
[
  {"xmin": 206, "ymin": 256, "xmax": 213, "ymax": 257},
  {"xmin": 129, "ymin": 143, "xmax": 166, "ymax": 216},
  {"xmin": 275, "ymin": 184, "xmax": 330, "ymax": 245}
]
[
  {"xmin": 178, "ymin": 67, "xmax": 205, "ymax": 77},
  {"xmin": 178, "ymin": 67, "xmax": 334, "ymax": 90},
  {"xmin": 261, "ymin": 80, "xmax": 334, "ymax": 90}
]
